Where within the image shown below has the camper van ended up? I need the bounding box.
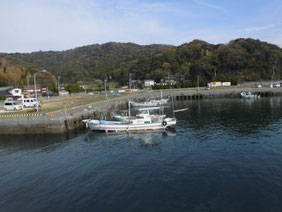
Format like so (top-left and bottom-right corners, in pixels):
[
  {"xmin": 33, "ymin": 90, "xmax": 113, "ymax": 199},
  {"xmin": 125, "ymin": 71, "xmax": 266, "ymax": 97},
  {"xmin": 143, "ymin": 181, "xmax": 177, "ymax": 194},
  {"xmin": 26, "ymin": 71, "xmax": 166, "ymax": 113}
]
[{"xmin": 21, "ymin": 98, "xmax": 40, "ymax": 108}]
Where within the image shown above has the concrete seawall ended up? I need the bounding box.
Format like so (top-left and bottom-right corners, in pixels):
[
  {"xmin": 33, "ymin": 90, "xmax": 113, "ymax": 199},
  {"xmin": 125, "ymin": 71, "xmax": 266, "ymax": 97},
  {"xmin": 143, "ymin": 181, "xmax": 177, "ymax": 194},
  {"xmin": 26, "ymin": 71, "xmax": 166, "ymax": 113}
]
[
  {"xmin": 1, "ymin": 87, "xmax": 282, "ymax": 135},
  {"xmin": 0, "ymin": 99, "xmax": 126, "ymax": 135}
]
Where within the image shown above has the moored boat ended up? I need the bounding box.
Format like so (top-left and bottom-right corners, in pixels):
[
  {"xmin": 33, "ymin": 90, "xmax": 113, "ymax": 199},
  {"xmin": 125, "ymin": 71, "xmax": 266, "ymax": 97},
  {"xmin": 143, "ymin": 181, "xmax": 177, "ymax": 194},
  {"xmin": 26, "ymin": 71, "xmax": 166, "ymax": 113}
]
[
  {"xmin": 129, "ymin": 101, "xmax": 160, "ymax": 107},
  {"xmin": 240, "ymin": 91, "xmax": 260, "ymax": 98},
  {"xmin": 83, "ymin": 114, "xmax": 176, "ymax": 132}
]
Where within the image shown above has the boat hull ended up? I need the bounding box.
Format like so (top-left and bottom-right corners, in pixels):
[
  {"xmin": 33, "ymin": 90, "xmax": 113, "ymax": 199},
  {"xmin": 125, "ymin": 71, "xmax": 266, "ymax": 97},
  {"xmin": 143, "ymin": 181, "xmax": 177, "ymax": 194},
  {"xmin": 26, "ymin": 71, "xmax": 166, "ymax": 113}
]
[
  {"xmin": 85, "ymin": 119, "xmax": 176, "ymax": 132},
  {"xmin": 130, "ymin": 102, "xmax": 160, "ymax": 107},
  {"xmin": 240, "ymin": 92, "xmax": 260, "ymax": 98}
]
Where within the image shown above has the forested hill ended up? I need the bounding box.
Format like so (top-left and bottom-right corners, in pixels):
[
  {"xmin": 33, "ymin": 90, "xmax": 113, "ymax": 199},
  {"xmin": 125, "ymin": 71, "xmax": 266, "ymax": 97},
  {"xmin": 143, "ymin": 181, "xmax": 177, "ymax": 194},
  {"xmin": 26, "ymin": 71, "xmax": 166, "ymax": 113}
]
[
  {"xmin": 0, "ymin": 38, "xmax": 282, "ymax": 87},
  {"xmin": 0, "ymin": 42, "xmax": 171, "ymax": 86}
]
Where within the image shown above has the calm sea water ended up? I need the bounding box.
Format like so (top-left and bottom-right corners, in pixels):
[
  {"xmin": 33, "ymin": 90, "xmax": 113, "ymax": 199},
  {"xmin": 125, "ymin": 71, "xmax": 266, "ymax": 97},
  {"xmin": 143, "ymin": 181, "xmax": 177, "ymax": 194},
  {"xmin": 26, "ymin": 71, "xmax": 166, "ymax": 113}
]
[{"xmin": 1, "ymin": 97, "xmax": 282, "ymax": 212}]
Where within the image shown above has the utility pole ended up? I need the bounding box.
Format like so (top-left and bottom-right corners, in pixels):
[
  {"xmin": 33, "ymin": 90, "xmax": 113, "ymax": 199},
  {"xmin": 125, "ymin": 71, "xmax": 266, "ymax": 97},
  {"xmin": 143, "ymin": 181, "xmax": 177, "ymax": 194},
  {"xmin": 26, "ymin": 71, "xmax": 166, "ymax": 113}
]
[
  {"xmin": 271, "ymin": 61, "xmax": 276, "ymax": 87},
  {"xmin": 273, "ymin": 61, "xmax": 276, "ymax": 79},
  {"xmin": 129, "ymin": 73, "xmax": 132, "ymax": 90},
  {"xmin": 197, "ymin": 76, "xmax": 200, "ymax": 91},
  {"xmin": 104, "ymin": 79, "xmax": 108, "ymax": 99},
  {"xmin": 26, "ymin": 74, "xmax": 31, "ymax": 87},
  {"xmin": 129, "ymin": 73, "xmax": 132, "ymax": 93},
  {"xmin": 57, "ymin": 76, "xmax": 61, "ymax": 94}
]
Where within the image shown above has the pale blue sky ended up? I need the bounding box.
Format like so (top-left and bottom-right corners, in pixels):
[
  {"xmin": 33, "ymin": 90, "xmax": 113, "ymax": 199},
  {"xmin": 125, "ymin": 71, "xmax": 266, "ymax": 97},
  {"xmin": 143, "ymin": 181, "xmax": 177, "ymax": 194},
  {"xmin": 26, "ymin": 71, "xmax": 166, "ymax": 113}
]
[{"xmin": 1, "ymin": 0, "xmax": 281, "ymax": 53}]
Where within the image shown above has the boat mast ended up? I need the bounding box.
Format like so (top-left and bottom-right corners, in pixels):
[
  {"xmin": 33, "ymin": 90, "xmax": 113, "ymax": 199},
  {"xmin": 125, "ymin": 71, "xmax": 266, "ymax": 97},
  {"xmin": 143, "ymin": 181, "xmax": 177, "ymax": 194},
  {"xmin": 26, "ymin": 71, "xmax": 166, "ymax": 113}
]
[
  {"xmin": 128, "ymin": 101, "xmax": 131, "ymax": 117},
  {"xmin": 172, "ymin": 93, "xmax": 175, "ymax": 118},
  {"xmin": 170, "ymin": 86, "xmax": 175, "ymax": 118},
  {"xmin": 160, "ymin": 90, "xmax": 164, "ymax": 120}
]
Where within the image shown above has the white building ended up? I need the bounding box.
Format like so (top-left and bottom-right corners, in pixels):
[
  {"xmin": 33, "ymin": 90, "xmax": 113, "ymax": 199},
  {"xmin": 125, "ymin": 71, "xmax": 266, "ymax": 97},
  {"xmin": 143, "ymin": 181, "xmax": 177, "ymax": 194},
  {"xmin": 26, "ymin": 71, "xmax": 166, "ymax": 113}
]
[
  {"xmin": 9, "ymin": 88, "xmax": 22, "ymax": 97},
  {"xmin": 144, "ymin": 80, "xmax": 155, "ymax": 87},
  {"xmin": 59, "ymin": 90, "xmax": 69, "ymax": 96}
]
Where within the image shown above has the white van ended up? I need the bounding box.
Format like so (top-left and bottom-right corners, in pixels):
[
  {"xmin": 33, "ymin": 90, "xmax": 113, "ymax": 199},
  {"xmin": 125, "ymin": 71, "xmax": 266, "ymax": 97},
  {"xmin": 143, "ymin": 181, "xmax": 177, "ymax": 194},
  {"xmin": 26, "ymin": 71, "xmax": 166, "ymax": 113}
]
[
  {"xmin": 4, "ymin": 101, "xmax": 23, "ymax": 111},
  {"xmin": 21, "ymin": 98, "xmax": 40, "ymax": 108}
]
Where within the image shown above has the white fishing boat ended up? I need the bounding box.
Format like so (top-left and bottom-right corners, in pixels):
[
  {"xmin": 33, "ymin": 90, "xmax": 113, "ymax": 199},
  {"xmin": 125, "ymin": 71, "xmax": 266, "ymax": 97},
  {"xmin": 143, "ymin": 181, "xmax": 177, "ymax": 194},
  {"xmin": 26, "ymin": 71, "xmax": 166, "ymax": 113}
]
[
  {"xmin": 130, "ymin": 90, "xmax": 169, "ymax": 107},
  {"xmin": 130, "ymin": 100, "xmax": 159, "ymax": 107},
  {"xmin": 240, "ymin": 91, "xmax": 260, "ymax": 98},
  {"xmin": 111, "ymin": 111, "xmax": 130, "ymax": 122},
  {"xmin": 113, "ymin": 109, "xmax": 166, "ymax": 123},
  {"xmin": 138, "ymin": 106, "xmax": 160, "ymax": 111},
  {"xmin": 149, "ymin": 97, "xmax": 169, "ymax": 105},
  {"xmin": 83, "ymin": 115, "xmax": 176, "ymax": 132},
  {"xmin": 129, "ymin": 98, "xmax": 169, "ymax": 107}
]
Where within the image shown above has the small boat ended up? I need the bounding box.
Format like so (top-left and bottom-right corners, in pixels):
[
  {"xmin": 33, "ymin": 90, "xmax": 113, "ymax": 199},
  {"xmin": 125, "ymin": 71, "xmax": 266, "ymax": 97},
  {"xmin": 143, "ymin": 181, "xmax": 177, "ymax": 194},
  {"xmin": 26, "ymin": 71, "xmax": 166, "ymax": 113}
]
[
  {"xmin": 129, "ymin": 97, "xmax": 169, "ymax": 107},
  {"xmin": 240, "ymin": 92, "xmax": 260, "ymax": 98},
  {"xmin": 149, "ymin": 97, "xmax": 169, "ymax": 105},
  {"xmin": 112, "ymin": 111, "xmax": 131, "ymax": 122},
  {"xmin": 138, "ymin": 106, "xmax": 160, "ymax": 111},
  {"xmin": 112, "ymin": 109, "xmax": 166, "ymax": 123},
  {"xmin": 174, "ymin": 108, "xmax": 189, "ymax": 112},
  {"xmin": 83, "ymin": 115, "xmax": 176, "ymax": 132},
  {"xmin": 130, "ymin": 101, "xmax": 159, "ymax": 107}
]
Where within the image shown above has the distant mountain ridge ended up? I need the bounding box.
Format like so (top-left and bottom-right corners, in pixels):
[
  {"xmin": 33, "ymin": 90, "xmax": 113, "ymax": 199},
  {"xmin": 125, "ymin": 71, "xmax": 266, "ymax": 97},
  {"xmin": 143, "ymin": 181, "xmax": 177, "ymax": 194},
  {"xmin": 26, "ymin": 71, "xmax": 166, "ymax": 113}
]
[{"xmin": 0, "ymin": 39, "xmax": 281, "ymax": 87}]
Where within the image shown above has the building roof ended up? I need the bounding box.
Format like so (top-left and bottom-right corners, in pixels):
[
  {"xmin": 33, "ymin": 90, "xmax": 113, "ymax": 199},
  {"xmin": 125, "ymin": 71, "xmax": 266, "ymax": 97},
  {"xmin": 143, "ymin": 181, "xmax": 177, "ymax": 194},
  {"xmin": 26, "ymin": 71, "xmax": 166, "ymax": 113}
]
[
  {"xmin": 0, "ymin": 86, "xmax": 13, "ymax": 91},
  {"xmin": 0, "ymin": 90, "xmax": 12, "ymax": 96},
  {"xmin": 23, "ymin": 85, "xmax": 41, "ymax": 90}
]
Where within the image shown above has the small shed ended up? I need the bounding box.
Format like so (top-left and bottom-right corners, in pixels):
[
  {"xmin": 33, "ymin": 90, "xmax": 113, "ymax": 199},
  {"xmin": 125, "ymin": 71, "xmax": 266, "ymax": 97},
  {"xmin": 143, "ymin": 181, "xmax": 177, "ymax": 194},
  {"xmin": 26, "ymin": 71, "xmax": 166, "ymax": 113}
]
[
  {"xmin": 210, "ymin": 82, "xmax": 222, "ymax": 88},
  {"xmin": 222, "ymin": 82, "xmax": 231, "ymax": 87},
  {"xmin": 144, "ymin": 80, "xmax": 155, "ymax": 87}
]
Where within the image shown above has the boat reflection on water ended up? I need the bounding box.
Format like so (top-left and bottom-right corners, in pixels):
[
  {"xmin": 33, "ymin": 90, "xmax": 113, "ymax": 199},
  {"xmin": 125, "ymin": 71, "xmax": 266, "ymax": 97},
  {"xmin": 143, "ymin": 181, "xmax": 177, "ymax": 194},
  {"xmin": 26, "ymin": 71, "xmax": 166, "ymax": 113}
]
[{"xmin": 84, "ymin": 128, "xmax": 176, "ymax": 147}]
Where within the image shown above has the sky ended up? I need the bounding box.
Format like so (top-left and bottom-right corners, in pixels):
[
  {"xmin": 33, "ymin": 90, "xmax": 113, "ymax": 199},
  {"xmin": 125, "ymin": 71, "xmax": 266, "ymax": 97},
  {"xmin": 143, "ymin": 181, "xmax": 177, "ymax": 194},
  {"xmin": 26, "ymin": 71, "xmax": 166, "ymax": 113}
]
[{"xmin": 1, "ymin": 0, "xmax": 282, "ymax": 53}]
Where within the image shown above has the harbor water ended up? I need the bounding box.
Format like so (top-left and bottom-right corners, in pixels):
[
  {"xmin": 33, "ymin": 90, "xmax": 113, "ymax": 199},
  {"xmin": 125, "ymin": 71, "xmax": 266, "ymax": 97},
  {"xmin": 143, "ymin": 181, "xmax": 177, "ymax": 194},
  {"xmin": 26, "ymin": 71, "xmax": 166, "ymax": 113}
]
[{"xmin": 1, "ymin": 97, "xmax": 282, "ymax": 212}]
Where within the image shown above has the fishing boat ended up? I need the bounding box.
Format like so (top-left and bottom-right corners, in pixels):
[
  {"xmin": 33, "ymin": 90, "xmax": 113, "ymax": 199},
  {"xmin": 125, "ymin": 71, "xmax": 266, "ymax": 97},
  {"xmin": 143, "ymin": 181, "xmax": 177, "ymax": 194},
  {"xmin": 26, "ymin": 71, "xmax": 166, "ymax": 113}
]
[
  {"xmin": 83, "ymin": 115, "xmax": 176, "ymax": 132},
  {"xmin": 149, "ymin": 97, "xmax": 169, "ymax": 105},
  {"xmin": 84, "ymin": 91, "xmax": 176, "ymax": 132},
  {"xmin": 112, "ymin": 109, "xmax": 166, "ymax": 123},
  {"xmin": 130, "ymin": 100, "xmax": 159, "ymax": 107},
  {"xmin": 130, "ymin": 91, "xmax": 169, "ymax": 107},
  {"xmin": 129, "ymin": 97, "xmax": 170, "ymax": 107},
  {"xmin": 240, "ymin": 91, "xmax": 260, "ymax": 98}
]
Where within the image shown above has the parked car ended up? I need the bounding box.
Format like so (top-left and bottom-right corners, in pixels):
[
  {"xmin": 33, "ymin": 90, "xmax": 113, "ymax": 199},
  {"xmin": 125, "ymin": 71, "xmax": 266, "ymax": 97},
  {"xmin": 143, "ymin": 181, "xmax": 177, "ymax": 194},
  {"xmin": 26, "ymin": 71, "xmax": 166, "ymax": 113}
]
[
  {"xmin": 254, "ymin": 84, "xmax": 262, "ymax": 88},
  {"xmin": 273, "ymin": 83, "xmax": 280, "ymax": 87},
  {"xmin": 4, "ymin": 101, "xmax": 23, "ymax": 111}
]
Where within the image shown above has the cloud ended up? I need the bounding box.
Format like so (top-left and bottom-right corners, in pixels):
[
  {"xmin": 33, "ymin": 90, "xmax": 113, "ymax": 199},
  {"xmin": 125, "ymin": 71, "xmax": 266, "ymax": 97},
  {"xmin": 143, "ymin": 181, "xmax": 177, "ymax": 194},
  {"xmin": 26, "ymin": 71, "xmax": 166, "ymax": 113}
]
[
  {"xmin": 192, "ymin": 0, "xmax": 227, "ymax": 13},
  {"xmin": 0, "ymin": 0, "xmax": 184, "ymax": 52},
  {"xmin": 0, "ymin": 0, "xmax": 281, "ymax": 52},
  {"xmin": 243, "ymin": 24, "xmax": 276, "ymax": 32}
]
